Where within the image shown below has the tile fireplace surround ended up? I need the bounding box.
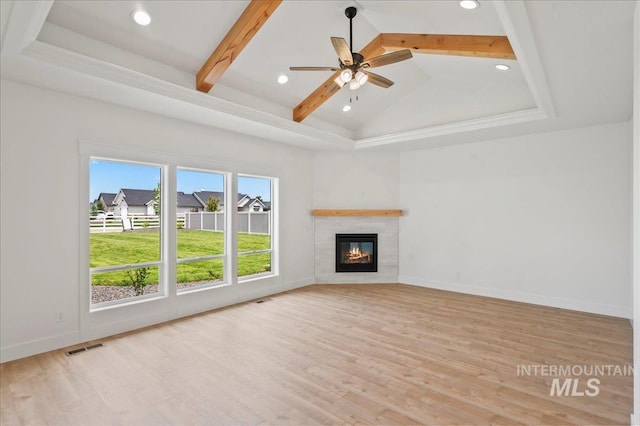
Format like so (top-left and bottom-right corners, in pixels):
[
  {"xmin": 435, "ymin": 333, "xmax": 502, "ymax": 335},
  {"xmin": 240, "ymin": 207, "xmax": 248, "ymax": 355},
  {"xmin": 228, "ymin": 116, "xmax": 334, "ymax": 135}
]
[{"xmin": 313, "ymin": 210, "xmax": 401, "ymax": 284}]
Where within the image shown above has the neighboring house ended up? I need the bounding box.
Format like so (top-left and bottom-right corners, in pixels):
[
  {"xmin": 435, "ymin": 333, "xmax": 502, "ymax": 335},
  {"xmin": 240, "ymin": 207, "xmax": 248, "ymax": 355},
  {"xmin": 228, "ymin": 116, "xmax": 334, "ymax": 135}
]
[
  {"xmin": 194, "ymin": 191, "xmax": 265, "ymax": 211},
  {"xmin": 236, "ymin": 194, "xmax": 262, "ymax": 212},
  {"xmin": 113, "ymin": 188, "xmax": 156, "ymax": 216},
  {"xmin": 95, "ymin": 192, "xmax": 116, "ymax": 212},
  {"xmin": 242, "ymin": 198, "xmax": 266, "ymax": 212},
  {"xmin": 193, "ymin": 191, "xmax": 225, "ymax": 211},
  {"xmin": 108, "ymin": 188, "xmax": 268, "ymax": 215},
  {"xmin": 177, "ymin": 192, "xmax": 203, "ymax": 213}
]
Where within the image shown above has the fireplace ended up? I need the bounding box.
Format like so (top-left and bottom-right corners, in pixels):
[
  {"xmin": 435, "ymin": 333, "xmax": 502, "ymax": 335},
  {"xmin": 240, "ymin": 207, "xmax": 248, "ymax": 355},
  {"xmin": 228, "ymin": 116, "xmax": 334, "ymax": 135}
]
[{"xmin": 335, "ymin": 234, "xmax": 378, "ymax": 273}]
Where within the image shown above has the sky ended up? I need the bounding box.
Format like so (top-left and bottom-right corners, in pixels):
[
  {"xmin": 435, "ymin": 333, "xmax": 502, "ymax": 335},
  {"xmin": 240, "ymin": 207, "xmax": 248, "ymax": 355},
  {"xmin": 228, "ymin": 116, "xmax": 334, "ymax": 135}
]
[{"xmin": 90, "ymin": 160, "xmax": 271, "ymax": 202}]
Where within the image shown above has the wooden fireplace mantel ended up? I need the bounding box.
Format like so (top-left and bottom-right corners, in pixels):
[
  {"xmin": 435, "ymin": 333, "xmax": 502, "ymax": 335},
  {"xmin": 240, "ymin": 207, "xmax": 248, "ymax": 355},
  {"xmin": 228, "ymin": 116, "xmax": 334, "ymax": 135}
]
[{"xmin": 312, "ymin": 209, "xmax": 403, "ymax": 217}]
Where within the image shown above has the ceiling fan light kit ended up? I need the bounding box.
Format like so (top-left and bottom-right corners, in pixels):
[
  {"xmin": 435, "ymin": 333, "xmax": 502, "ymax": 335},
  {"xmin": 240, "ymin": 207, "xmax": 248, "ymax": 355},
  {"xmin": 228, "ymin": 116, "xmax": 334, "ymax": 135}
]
[
  {"xmin": 340, "ymin": 69, "xmax": 353, "ymax": 83},
  {"xmin": 355, "ymin": 71, "xmax": 368, "ymax": 85}
]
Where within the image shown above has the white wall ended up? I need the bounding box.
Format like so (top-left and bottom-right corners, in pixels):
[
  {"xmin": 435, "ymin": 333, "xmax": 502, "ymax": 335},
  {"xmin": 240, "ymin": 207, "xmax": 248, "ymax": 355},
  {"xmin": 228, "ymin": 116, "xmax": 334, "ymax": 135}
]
[
  {"xmin": 313, "ymin": 151, "xmax": 399, "ymax": 208},
  {"xmin": 399, "ymin": 122, "xmax": 633, "ymax": 318},
  {"xmin": 0, "ymin": 80, "xmax": 315, "ymax": 362}
]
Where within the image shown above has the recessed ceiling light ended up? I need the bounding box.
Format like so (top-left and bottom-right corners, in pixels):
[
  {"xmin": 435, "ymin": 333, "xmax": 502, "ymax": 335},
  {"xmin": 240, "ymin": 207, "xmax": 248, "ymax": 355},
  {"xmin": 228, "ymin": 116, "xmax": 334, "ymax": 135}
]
[
  {"xmin": 459, "ymin": 0, "xmax": 480, "ymax": 10},
  {"xmin": 495, "ymin": 64, "xmax": 511, "ymax": 71},
  {"xmin": 132, "ymin": 10, "xmax": 151, "ymax": 26},
  {"xmin": 342, "ymin": 105, "xmax": 351, "ymax": 112},
  {"xmin": 277, "ymin": 74, "xmax": 289, "ymax": 84}
]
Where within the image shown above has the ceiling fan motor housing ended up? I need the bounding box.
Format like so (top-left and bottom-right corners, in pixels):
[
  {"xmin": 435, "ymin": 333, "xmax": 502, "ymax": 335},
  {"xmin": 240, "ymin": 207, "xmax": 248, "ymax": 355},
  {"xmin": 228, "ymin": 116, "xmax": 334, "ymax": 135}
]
[
  {"xmin": 345, "ymin": 6, "xmax": 357, "ymax": 19},
  {"xmin": 342, "ymin": 52, "xmax": 364, "ymax": 69}
]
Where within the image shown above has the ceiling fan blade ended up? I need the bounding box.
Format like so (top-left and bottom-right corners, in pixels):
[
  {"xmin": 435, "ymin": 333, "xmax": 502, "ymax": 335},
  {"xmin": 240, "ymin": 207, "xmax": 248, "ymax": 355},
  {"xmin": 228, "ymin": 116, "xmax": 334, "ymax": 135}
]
[
  {"xmin": 331, "ymin": 37, "xmax": 353, "ymax": 66},
  {"xmin": 365, "ymin": 71, "xmax": 394, "ymax": 88},
  {"xmin": 289, "ymin": 66, "xmax": 339, "ymax": 71},
  {"xmin": 361, "ymin": 49, "xmax": 412, "ymax": 69}
]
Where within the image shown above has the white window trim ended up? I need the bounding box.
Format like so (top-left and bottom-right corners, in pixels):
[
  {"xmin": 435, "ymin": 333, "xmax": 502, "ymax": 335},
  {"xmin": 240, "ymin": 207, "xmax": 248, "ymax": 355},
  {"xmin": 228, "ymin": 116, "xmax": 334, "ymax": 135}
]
[{"xmin": 237, "ymin": 174, "xmax": 278, "ymax": 282}]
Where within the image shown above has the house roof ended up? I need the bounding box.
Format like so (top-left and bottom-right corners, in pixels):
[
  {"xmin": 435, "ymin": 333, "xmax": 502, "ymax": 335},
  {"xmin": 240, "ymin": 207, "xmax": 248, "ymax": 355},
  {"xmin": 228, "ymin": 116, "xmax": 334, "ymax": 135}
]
[
  {"xmin": 193, "ymin": 191, "xmax": 224, "ymax": 206},
  {"xmin": 247, "ymin": 198, "xmax": 266, "ymax": 208},
  {"xmin": 177, "ymin": 192, "xmax": 202, "ymax": 208},
  {"xmin": 193, "ymin": 191, "xmax": 249, "ymax": 207},
  {"xmin": 119, "ymin": 188, "xmax": 155, "ymax": 207},
  {"xmin": 97, "ymin": 192, "xmax": 116, "ymax": 206}
]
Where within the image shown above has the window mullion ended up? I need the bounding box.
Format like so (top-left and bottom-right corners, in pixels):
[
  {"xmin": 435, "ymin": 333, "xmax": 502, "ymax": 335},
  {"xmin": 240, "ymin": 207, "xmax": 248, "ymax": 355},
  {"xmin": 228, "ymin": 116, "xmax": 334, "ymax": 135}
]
[
  {"xmin": 228, "ymin": 172, "xmax": 238, "ymax": 284},
  {"xmin": 165, "ymin": 164, "xmax": 178, "ymax": 301}
]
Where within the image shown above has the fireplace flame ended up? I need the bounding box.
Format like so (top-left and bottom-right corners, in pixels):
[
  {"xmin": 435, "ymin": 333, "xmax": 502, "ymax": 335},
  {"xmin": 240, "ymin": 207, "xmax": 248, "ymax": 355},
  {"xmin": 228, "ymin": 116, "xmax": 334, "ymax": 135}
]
[{"xmin": 346, "ymin": 245, "xmax": 370, "ymax": 262}]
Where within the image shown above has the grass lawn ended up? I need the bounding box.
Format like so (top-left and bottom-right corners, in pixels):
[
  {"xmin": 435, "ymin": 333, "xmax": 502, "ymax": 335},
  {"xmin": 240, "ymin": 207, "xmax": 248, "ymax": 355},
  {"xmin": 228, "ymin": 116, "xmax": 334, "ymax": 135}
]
[{"xmin": 91, "ymin": 230, "xmax": 270, "ymax": 285}]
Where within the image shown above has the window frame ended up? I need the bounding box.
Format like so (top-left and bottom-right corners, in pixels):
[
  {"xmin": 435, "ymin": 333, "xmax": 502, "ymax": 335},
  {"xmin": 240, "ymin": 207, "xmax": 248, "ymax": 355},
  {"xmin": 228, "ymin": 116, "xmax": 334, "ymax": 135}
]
[
  {"xmin": 175, "ymin": 167, "xmax": 229, "ymax": 294},
  {"xmin": 88, "ymin": 157, "xmax": 167, "ymax": 310},
  {"xmin": 79, "ymin": 140, "xmax": 280, "ymax": 341},
  {"xmin": 237, "ymin": 173, "xmax": 278, "ymax": 282}
]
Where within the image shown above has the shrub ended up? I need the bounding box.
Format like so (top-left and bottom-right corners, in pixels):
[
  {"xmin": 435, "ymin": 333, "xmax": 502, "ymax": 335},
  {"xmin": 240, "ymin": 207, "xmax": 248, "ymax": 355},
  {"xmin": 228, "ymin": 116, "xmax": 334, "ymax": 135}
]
[{"xmin": 125, "ymin": 267, "xmax": 150, "ymax": 296}]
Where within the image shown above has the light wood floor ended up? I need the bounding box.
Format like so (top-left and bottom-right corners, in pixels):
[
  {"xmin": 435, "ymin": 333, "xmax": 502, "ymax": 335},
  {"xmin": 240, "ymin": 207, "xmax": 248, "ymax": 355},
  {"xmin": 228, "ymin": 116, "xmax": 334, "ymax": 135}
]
[{"xmin": 0, "ymin": 284, "xmax": 634, "ymax": 425}]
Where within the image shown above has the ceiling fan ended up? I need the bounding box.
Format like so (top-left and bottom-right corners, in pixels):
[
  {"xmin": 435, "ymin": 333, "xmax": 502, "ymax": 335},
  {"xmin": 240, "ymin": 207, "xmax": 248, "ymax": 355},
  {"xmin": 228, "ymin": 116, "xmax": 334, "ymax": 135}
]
[{"xmin": 289, "ymin": 6, "xmax": 412, "ymax": 91}]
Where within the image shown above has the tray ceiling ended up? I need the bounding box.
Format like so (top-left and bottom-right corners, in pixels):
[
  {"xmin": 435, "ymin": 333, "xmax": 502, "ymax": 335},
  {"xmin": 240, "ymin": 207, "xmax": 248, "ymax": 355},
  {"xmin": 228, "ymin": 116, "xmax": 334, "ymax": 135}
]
[{"xmin": 0, "ymin": 1, "xmax": 634, "ymax": 150}]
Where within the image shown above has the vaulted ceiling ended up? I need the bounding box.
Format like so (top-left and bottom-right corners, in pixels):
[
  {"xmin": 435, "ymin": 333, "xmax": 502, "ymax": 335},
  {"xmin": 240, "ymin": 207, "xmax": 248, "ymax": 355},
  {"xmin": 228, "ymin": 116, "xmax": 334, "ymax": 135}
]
[{"xmin": 0, "ymin": 0, "xmax": 635, "ymax": 150}]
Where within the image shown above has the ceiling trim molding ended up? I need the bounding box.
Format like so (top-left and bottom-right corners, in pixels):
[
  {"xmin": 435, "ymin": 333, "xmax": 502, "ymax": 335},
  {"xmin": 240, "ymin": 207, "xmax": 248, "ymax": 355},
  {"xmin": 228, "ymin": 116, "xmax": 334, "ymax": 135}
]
[
  {"xmin": 354, "ymin": 108, "xmax": 547, "ymax": 149},
  {"xmin": 1, "ymin": 0, "xmax": 53, "ymax": 54}
]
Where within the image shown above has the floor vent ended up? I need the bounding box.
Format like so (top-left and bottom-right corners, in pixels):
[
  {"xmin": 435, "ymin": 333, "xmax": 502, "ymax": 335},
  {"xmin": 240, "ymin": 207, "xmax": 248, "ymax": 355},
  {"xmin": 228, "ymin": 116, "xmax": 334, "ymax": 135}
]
[
  {"xmin": 66, "ymin": 343, "xmax": 104, "ymax": 356},
  {"xmin": 86, "ymin": 343, "xmax": 104, "ymax": 350}
]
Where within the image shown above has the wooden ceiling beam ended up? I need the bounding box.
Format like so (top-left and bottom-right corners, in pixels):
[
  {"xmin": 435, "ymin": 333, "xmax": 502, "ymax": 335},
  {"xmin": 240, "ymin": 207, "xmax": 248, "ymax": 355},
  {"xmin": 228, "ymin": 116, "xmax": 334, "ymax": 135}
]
[
  {"xmin": 379, "ymin": 33, "xmax": 516, "ymax": 60},
  {"xmin": 196, "ymin": 0, "xmax": 282, "ymax": 93},
  {"xmin": 293, "ymin": 34, "xmax": 386, "ymax": 123}
]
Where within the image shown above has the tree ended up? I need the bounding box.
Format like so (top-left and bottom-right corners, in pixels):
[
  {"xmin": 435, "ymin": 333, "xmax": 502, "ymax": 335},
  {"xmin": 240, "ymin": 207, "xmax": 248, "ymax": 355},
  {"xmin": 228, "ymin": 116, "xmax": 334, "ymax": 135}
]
[
  {"xmin": 91, "ymin": 199, "xmax": 106, "ymax": 216},
  {"xmin": 95, "ymin": 199, "xmax": 106, "ymax": 211},
  {"xmin": 152, "ymin": 182, "xmax": 161, "ymax": 215},
  {"xmin": 205, "ymin": 196, "xmax": 220, "ymax": 212}
]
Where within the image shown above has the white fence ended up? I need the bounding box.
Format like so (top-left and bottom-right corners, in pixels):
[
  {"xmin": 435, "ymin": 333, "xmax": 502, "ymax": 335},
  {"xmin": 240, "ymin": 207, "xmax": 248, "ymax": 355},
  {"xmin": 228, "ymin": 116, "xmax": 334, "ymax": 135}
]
[
  {"xmin": 89, "ymin": 214, "xmax": 183, "ymax": 233},
  {"xmin": 184, "ymin": 211, "xmax": 270, "ymax": 234},
  {"xmin": 90, "ymin": 212, "xmax": 270, "ymax": 234}
]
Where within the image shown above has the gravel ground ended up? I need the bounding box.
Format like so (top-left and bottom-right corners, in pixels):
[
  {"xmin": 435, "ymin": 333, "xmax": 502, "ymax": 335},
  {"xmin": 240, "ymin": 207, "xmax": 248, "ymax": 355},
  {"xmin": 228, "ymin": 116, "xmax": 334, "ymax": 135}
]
[{"xmin": 91, "ymin": 281, "xmax": 221, "ymax": 304}]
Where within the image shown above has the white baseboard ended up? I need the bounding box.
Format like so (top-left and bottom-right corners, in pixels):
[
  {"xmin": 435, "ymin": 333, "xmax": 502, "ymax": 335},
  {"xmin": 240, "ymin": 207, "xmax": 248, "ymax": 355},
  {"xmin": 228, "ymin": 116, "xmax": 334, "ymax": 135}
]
[
  {"xmin": 1, "ymin": 330, "xmax": 80, "ymax": 363},
  {"xmin": 399, "ymin": 276, "xmax": 631, "ymax": 318},
  {"xmin": 631, "ymin": 413, "xmax": 637, "ymax": 426}
]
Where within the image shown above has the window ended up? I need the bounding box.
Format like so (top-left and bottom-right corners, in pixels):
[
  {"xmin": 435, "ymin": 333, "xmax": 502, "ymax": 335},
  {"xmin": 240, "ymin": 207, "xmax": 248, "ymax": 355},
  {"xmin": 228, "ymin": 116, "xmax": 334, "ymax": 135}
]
[
  {"xmin": 176, "ymin": 168, "xmax": 226, "ymax": 292},
  {"xmin": 89, "ymin": 159, "xmax": 163, "ymax": 306},
  {"xmin": 237, "ymin": 175, "xmax": 274, "ymax": 279},
  {"xmin": 85, "ymin": 149, "xmax": 279, "ymax": 312}
]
